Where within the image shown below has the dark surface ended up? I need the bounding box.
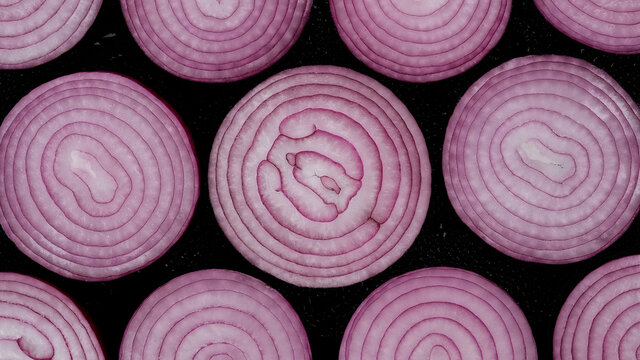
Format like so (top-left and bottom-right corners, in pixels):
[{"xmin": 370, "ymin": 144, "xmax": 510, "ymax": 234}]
[{"xmin": 1, "ymin": 1, "xmax": 639, "ymax": 359}]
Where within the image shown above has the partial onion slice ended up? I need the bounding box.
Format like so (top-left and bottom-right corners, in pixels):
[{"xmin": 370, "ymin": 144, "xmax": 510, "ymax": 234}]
[
  {"xmin": 329, "ymin": 0, "xmax": 511, "ymax": 82},
  {"xmin": 0, "ymin": 272, "xmax": 105, "ymax": 359},
  {"xmin": 209, "ymin": 65, "xmax": 431, "ymax": 287},
  {"xmin": 554, "ymin": 255, "xmax": 640, "ymax": 359},
  {"xmin": 340, "ymin": 267, "xmax": 537, "ymax": 359},
  {"xmin": 120, "ymin": 269, "xmax": 311, "ymax": 360},
  {"xmin": 0, "ymin": 0, "xmax": 102, "ymax": 69},
  {"xmin": 443, "ymin": 55, "xmax": 640, "ymax": 264},
  {"xmin": 534, "ymin": 0, "xmax": 640, "ymax": 54},
  {"xmin": 0, "ymin": 72, "xmax": 199, "ymax": 281},
  {"xmin": 120, "ymin": 0, "xmax": 311, "ymax": 82}
]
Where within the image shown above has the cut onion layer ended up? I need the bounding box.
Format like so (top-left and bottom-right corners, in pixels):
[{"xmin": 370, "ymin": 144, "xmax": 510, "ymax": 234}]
[
  {"xmin": 0, "ymin": 72, "xmax": 199, "ymax": 281},
  {"xmin": 0, "ymin": 0, "xmax": 102, "ymax": 69},
  {"xmin": 209, "ymin": 65, "xmax": 431, "ymax": 287},
  {"xmin": 0, "ymin": 272, "xmax": 105, "ymax": 359},
  {"xmin": 554, "ymin": 255, "xmax": 640, "ymax": 359},
  {"xmin": 120, "ymin": 269, "xmax": 311, "ymax": 360},
  {"xmin": 120, "ymin": 0, "xmax": 312, "ymax": 82},
  {"xmin": 443, "ymin": 55, "xmax": 640, "ymax": 264},
  {"xmin": 329, "ymin": 0, "xmax": 511, "ymax": 82},
  {"xmin": 340, "ymin": 267, "xmax": 537, "ymax": 359},
  {"xmin": 534, "ymin": 0, "xmax": 640, "ymax": 54}
]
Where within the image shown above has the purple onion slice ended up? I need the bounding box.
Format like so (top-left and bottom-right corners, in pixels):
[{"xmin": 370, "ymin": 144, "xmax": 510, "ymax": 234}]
[
  {"xmin": 0, "ymin": 0, "xmax": 102, "ymax": 69},
  {"xmin": 0, "ymin": 272, "xmax": 105, "ymax": 359},
  {"xmin": 120, "ymin": 269, "xmax": 311, "ymax": 360},
  {"xmin": 0, "ymin": 72, "xmax": 199, "ymax": 281},
  {"xmin": 340, "ymin": 267, "xmax": 537, "ymax": 359},
  {"xmin": 329, "ymin": 0, "xmax": 511, "ymax": 82},
  {"xmin": 120, "ymin": 0, "xmax": 312, "ymax": 82},
  {"xmin": 443, "ymin": 55, "xmax": 640, "ymax": 264},
  {"xmin": 534, "ymin": 0, "xmax": 640, "ymax": 54},
  {"xmin": 209, "ymin": 65, "xmax": 431, "ymax": 288},
  {"xmin": 554, "ymin": 255, "xmax": 640, "ymax": 359}
]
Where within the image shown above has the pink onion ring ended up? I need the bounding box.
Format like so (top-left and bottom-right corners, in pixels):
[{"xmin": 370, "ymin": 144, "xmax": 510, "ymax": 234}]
[
  {"xmin": 0, "ymin": 272, "xmax": 105, "ymax": 359},
  {"xmin": 120, "ymin": 0, "xmax": 312, "ymax": 82},
  {"xmin": 0, "ymin": 72, "xmax": 199, "ymax": 281},
  {"xmin": 534, "ymin": 0, "xmax": 640, "ymax": 54},
  {"xmin": 120, "ymin": 269, "xmax": 311, "ymax": 360},
  {"xmin": 340, "ymin": 267, "xmax": 537, "ymax": 359},
  {"xmin": 329, "ymin": 0, "xmax": 511, "ymax": 82},
  {"xmin": 209, "ymin": 65, "xmax": 431, "ymax": 288},
  {"xmin": 443, "ymin": 55, "xmax": 640, "ymax": 264},
  {"xmin": 0, "ymin": 0, "xmax": 102, "ymax": 69},
  {"xmin": 554, "ymin": 255, "xmax": 640, "ymax": 359}
]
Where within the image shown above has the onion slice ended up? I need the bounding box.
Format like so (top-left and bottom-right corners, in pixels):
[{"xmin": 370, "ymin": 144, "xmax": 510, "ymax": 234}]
[
  {"xmin": 340, "ymin": 267, "xmax": 537, "ymax": 359},
  {"xmin": 209, "ymin": 65, "xmax": 431, "ymax": 287},
  {"xmin": 0, "ymin": 0, "xmax": 102, "ymax": 69},
  {"xmin": 120, "ymin": 269, "xmax": 311, "ymax": 360},
  {"xmin": 443, "ymin": 55, "xmax": 640, "ymax": 264},
  {"xmin": 0, "ymin": 72, "xmax": 199, "ymax": 281},
  {"xmin": 534, "ymin": 0, "xmax": 640, "ymax": 54},
  {"xmin": 120, "ymin": 0, "xmax": 312, "ymax": 82},
  {"xmin": 0, "ymin": 272, "xmax": 105, "ymax": 359},
  {"xmin": 554, "ymin": 255, "xmax": 640, "ymax": 359},
  {"xmin": 329, "ymin": 0, "xmax": 511, "ymax": 82}
]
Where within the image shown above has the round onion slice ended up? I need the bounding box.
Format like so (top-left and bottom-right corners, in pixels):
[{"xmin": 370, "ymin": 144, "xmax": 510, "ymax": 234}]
[
  {"xmin": 554, "ymin": 255, "xmax": 640, "ymax": 359},
  {"xmin": 0, "ymin": 72, "xmax": 199, "ymax": 281},
  {"xmin": 0, "ymin": 272, "xmax": 105, "ymax": 359},
  {"xmin": 120, "ymin": 0, "xmax": 312, "ymax": 82},
  {"xmin": 443, "ymin": 55, "xmax": 640, "ymax": 264},
  {"xmin": 534, "ymin": 0, "xmax": 640, "ymax": 54},
  {"xmin": 340, "ymin": 267, "xmax": 537, "ymax": 359},
  {"xmin": 0, "ymin": 0, "xmax": 102, "ymax": 69},
  {"xmin": 329, "ymin": 0, "xmax": 511, "ymax": 82},
  {"xmin": 209, "ymin": 65, "xmax": 431, "ymax": 288},
  {"xmin": 120, "ymin": 269, "xmax": 311, "ymax": 360}
]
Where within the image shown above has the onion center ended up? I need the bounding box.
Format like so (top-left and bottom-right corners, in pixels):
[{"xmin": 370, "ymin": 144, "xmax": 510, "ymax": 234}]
[
  {"xmin": 68, "ymin": 149, "xmax": 118, "ymax": 204},
  {"xmin": 389, "ymin": 0, "xmax": 449, "ymax": 15},
  {"xmin": 196, "ymin": 0, "xmax": 239, "ymax": 18},
  {"xmin": 429, "ymin": 345, "xmax": 451, "ymax": 360}
]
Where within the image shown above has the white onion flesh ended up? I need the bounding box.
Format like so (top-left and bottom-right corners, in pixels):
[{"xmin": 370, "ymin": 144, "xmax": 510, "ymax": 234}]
[
  {"xmin": 120, "ymin": 0, "xmax": 312, "ymax": 82},
  {"xmin": 0, "ymin": 72, "xmax": 199, "ymax": 281},
  {"xmin": 0, "ymin": 272, "xmax": 105, "ymax": 359},
  {"xmin": 443, "ymin": 55, "xmax": 640, "ymax": 264},
  {"xmin": 0, "ymin": 0, "xmax": 102, "ymax": 69},
  {"xmin": 534, "ymin": 0, "xmax": 640, "ymax": 54},
  {"xmin": 120, "ymin": 269, "xmax": 311, "ymax": 360},
  {"xmin": 209, "ymin": 65, "xmax": 431, "ymax": 288},
  {"xmin": 340, "ymin": 267, "xmax": 537, "ymax": 360},
  {"xmin": 329, "ymin": 0, "xmax": 512, "ymax": 82}
]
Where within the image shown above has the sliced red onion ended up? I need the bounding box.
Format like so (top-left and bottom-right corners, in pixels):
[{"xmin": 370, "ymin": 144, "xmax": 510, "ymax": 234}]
[
  {"xmin": 120, "ymin": 269, "xmax": 311, "ymax": 360},
  {"xmin": 0, "ymin": 0, "xmax": 102, "ymax": 69},
  {"xmin": 0, "ymin": 272, "xmax": 105, "ymax": 359},
  {"xmin": 534, "ymin": 0, "xmax": 640, "ymax": 54},
  {"xmin": 443, "ymin": 55, "xmax": 640, "ymax": 264},
  {"xmin": 329, "ymin": 0, "xmax": 511, "ymax": 82},
  {"xmin": 120, "ymin": 0, "xmax": 312, "ymax": 82},
  {"xmin": 340, "ymin": 267, "xmax": 537, "ymax": 359},
  {"xmin": 0, "ymin": 72, "xmax": 199, "ymax": 281},
  {"xmin": 209, "ymin": 65, "xmax": 431, "ymax": 287},
  {"xmin": 554, "ymin": 255, "xmax": 640, "ymax": 359}
]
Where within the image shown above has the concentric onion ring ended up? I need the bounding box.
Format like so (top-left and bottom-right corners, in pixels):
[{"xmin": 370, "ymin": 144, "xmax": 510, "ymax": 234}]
[
  {"xmin": 0, "ymin": 272, "xmax": 105, "ymax": 359},
  {"xmin": 534, "ymin": 0, "xmax": 640, "ymax": 54},
  {"xmin": 329, "ymin": 0, "xmax": 511, "ymax": 82},
  {"xmin": 340, "ymin": 267, "xmax": 537, "ymax": 359},
  {"xmin": 0, "ymin": 0, "xmax": 102, "ymax": 69},
  {"xmin": 120, "ymin": 0, "xmax": 312, "ymax": 82},
  {"xmin": 554, "ymin": 255, "xmax": 640, "ymax": 359},
  {"xmin": 443, "ymin": 55, "xmax": 640, "ymax": 264},
  {"xmin": 0, "ymin": 72, "xmax": 199, "ymax": 281},
  {"xmin": 120, "ymin": 269, "xmax": 311, "ymax": 360},
  {"xmin": 209, "ymin": 65, "xmax": 431, "ymax": 287}
]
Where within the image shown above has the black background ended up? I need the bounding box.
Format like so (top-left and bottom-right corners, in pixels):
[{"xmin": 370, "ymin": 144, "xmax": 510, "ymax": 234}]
[{"xmin": 1, "ymin": 1, "xmax": 640, "ymax": 359}]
